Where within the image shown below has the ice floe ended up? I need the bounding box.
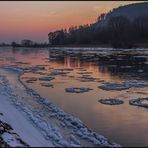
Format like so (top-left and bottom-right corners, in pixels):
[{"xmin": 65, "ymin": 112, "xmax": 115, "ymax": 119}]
[
  {"xmin": 129, "ymin": 97, "xmax": 148, "ymax": 108},
  {"xmin": 39, "ymin": 76, "xmax": 55, "ymax": 81},
  {"xmin": 40, "ymin": 82, "xmax": 54, "ymax": 88},
  {"xmin": 1, "ymin": 66, "xmax": 24, "ymax": 73},
  {"xmin": 1, "ymin": 65, "xmax": 45, "ymax": 74},
  {"xmin": 65, "ymin": 87, "xmax": 92, "ymax": 93},
  {"xmin": 99, "ymin": 83, "xmax": 130, "ymax": 91},
  {"xmin": 32, "ymin": 71, "xmax": 48, "ymax": 75},
  {"xmin": 77, "ymin": 77, "xmax": 97, "ymax": 82},
  {"xmin": 30, "ymin": 66, "xmax": 45, "ymax": 72},
  {"xmin": 49, "ymin": 70, "xmax": 70, "ymax": 76},
  {"xmin": 49, "ymin": 47, "xmax": 114, "ymax": 51},
  {"xmin": 25, "ymin": 78, "xmax": 38, "ymax": 83},
  {"xmin": 77, "ymin": 71, "xmax": 93, "ymax": 75},
  {"xmin": 99, "ymin": 80, "xmax": 148, "ymax": 91},
  {"xmin": 98, "ymin": 99, "xmax": 124, "ymax": 105},
  {"xmin": 144, "ymin": 61, "xmax": 148, "ymax": 65},
  {"xmin": 54, "ymin": 68, "xmax": 74, "ymax": 71}
]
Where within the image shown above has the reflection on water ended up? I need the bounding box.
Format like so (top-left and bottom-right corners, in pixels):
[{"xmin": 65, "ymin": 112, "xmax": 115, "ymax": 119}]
[{"xmin": 0, "ymin": 47, "xmax": 148, "ymax": 147}]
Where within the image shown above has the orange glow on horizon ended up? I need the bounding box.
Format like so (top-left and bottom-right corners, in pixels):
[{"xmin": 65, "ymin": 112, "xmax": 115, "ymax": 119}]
[{"xmin": 0, "ymin": 1, "xmax": 145, "ymax": 43}]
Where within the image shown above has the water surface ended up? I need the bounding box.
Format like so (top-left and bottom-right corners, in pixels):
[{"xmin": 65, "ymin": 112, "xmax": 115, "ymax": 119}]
[{"xmin": 0, "ymin": 47, "xmax": 148, "ymax": 147}]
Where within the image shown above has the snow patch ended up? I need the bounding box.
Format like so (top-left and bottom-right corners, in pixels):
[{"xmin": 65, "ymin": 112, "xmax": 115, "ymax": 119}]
[{"xmin": 2, "ymin": 132, "xmax": 27, "ymax": 147}]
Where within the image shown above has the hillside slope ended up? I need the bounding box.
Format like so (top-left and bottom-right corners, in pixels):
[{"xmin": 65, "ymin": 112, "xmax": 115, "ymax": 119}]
[{"xmin": 95, "ymin": 2, "xmax": 148, "ymax": 27}]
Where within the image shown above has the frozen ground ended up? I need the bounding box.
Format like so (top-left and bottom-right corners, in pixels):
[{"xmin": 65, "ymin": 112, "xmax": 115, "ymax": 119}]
[{"xmin": 0, "ymin": 75, "xmax": 53, "ymax": 147}]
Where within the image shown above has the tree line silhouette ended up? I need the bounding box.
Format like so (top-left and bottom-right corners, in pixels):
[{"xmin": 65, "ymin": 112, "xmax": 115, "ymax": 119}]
[
  {"xmin": 48, "ymin": 15, "xmax": 148, "ymax": 48},
  {"xmin": 11, "ymin": 40, "xmax": 49, "ymax": 48}
]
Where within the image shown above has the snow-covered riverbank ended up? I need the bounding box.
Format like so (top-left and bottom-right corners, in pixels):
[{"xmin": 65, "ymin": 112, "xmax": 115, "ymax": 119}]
[
  {"xmin": 0, "ymin": 75, "xmax": 54, "ymax": 147},
  {"xmin": 0, "ymin": 67, "xmax": 120, "ymax": 147}
]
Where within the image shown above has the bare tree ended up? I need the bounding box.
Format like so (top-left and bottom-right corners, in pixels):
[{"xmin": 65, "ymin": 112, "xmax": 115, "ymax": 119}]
[
  {"xmin": 133, "ymin": 16, "xmax": 148, "ymax": 40},
  {"xmin": 108, "ymin": 16, "xmax": 133, "ymax": 48}
]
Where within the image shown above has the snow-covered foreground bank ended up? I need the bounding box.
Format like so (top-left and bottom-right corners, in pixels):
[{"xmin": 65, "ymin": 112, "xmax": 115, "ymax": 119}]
[
  {"xmin": 0, "ymin": 67, "xmax": 120, "ymax": 147},
  {"xmin": 0, "ymin": 75, "xmax": 53, "ymax": 147}
]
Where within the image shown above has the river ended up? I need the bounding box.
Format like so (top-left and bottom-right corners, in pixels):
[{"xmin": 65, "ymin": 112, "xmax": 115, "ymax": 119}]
[{"xmin": 0, "ymin": 47, "xmax": 148, "ymax": 147}]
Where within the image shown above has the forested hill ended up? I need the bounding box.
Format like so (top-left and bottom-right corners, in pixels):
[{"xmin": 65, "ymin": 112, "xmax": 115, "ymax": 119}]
[
  {"xmin": 94, "ymin": 2, "xmax": 148, "ymax": 27},
  {"xmin": 48, "ymin": 2, "xmax": 148, "ymax": 48}
]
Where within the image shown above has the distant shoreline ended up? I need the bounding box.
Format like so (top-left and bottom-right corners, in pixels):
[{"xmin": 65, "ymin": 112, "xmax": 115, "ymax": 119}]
[
  {"xmin": 48, "ymin": 41, "xmax": 148, "ymax": 48},
  {"xmin": 1, "ymin": 42, "xmax": 148, "ymax": 49}
]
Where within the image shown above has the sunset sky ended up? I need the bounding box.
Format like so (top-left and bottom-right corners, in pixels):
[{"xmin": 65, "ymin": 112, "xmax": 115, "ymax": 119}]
[{"xmin": 0, "ymin": 1, "xmax": 143, "ymax": 43}]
